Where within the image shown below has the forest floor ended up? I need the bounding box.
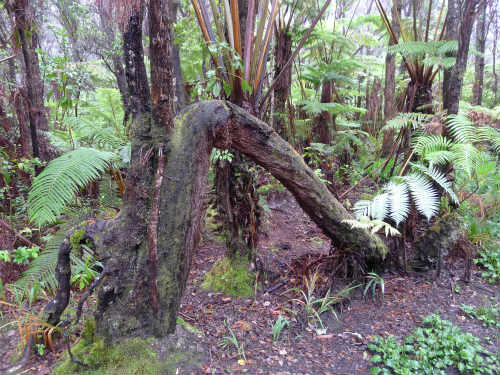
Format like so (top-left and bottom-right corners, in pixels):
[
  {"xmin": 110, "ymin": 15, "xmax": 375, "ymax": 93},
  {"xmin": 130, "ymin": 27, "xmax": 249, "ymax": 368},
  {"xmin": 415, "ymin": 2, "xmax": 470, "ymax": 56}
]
[{"xmin": 0, "ymin": 191, "xmax": 499, "ymax": 374}]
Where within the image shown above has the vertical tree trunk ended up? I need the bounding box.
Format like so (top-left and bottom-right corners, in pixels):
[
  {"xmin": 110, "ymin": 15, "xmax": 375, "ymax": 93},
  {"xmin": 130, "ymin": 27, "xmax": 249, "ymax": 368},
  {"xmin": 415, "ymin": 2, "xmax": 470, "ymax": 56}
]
[
  {"xmin": 313, "ymin": 80, "xmax": 333, "ymax": 144},
  {"xmin": 382, "ymin": 0, "xmax": 401, "ymax": 156},
  {"xmin": 6, "ymin": 0, "xmax": 50, "ymax": 161},
  {"xmin": 273, "ymin": 29, "xmax": 292, "ymax": 139},
  {"xmin": 170, "ymin": 0, "xmax": 188, "ymax": 111},
  {"xmin": 443, "ymin": 0, "xmax": 480, "ymax": 115},
  {"xmin": 492, "ymin": 1, "xmax": 498, "ymax": 106},
  {"xmin": 472, "ymin": 0, "xmax": 486, "ymax": 106}
]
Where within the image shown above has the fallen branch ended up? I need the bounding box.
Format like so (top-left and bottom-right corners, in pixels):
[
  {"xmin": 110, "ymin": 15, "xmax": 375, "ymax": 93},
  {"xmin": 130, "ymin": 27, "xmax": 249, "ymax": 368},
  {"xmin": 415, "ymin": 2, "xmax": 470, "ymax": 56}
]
[{"xmin": 0, "ymin": 219, "xmax": 39, "ymax": 249}]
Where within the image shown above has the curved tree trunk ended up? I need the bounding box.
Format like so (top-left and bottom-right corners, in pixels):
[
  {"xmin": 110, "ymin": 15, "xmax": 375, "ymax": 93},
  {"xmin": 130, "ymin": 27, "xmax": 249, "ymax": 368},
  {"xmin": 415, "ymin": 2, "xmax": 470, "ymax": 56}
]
[{"xmin": 45, "ymin": 100, "xmax": 387, "ymax": 341}]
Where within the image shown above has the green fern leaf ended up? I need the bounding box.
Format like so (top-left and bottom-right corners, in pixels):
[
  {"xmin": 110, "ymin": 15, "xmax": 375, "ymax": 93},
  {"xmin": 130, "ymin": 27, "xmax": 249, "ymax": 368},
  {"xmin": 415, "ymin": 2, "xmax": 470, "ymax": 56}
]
[
  {"xmin": 402, "ymin": 173, "xmax": 439, "ymax": 221},
  {"xmin": 28, "ymin": 148, "xmax": 115, "ymax": 226},
  {"xmin": 410, "ymin": 163, "xmax": 459, "ymax": 204},
  {"xmin": 386, "ymin": 182, "xmax": 409, "ymax": 226}
]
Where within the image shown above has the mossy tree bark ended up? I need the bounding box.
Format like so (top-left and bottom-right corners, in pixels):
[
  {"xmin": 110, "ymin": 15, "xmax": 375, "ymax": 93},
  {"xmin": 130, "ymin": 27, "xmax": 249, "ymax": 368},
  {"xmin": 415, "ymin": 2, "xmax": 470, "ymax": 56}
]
[
  {"xmin": 44, "ymin": 0, "xmax": 386, "ymax": 344},
  {"xmin": 46, "ymin": 100, "xmax": 387, "ymax": 341}
]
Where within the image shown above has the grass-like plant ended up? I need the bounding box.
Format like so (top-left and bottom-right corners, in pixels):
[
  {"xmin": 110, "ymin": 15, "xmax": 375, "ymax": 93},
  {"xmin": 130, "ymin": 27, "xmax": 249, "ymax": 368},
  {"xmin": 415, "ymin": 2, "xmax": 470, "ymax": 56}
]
[{"xmin": 271, "ymin": 315, "xmax": 289, "ymax": 342}]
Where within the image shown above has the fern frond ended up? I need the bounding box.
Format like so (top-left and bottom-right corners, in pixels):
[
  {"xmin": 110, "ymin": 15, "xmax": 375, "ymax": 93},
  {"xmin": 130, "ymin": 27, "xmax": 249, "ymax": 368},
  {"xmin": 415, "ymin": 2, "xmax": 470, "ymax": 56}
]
[
  {"xmin": 476, "ymin": 126, "xmax": 500, "ymax": 153},
  {"xmin": 28, "ymin": 148, "xmax": 115, "ymax": 226},
  {"xmin": 450, "ymin": 143, "xmax": 481, "ymax": 178},
  {"xmin": 402, "ymin": 173, "xmax": 439, "ymax": 221},
  {"xmin": 410, "ymin": 163, "xmax": 459, "ymax": 204},
  {"xmin": 342, "ymin": 216, "xmax": 400, "ymax": 237},
  {"xmin": 11, "ymin": 231, "xmax": 66, "ymax": 295},
  {"xmin": 386, "ymin": 182, "xmax": 409, "ymax": 226},
  {"xmin": 447, "ymin": 115, "xmax": 477, "ymax": 143},
  {"xmin": 382, "ymin": 112, "xmax": 433, "ymax": 132},
  {"xmin": 412, "ymin": 135, "xmax": 452, "ymax": 157},
  {"xmin": 422, "ymin": 150, "xmax": 455, "ymax": 166}
]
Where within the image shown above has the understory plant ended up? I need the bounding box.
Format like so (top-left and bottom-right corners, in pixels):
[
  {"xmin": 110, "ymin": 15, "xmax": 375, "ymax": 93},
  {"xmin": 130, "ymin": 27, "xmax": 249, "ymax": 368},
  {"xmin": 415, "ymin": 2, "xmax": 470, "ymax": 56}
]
[
  {"xmin": 368, "ymin": 314, "xmax": 499, "ymax": 375},
  {"xmin": 287, "ymin": 271, "xmax": 359, "ymax": 334},
  {"xmin": 350, "ymin": 112, "xmax": 500, "ymax": 232}
]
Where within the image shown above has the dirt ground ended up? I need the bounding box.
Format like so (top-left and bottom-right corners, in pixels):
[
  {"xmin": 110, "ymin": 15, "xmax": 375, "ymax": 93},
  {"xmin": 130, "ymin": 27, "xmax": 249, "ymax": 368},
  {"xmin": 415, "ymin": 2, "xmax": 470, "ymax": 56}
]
[{"xmin": 1, "ymin": 192, "xmax": 499, "ymax": 374}]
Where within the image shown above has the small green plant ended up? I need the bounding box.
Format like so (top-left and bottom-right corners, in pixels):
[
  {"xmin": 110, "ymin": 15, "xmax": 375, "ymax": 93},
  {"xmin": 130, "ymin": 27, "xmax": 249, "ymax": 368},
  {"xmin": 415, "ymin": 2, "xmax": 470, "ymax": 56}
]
[
  {"xmin": 288, "ymin": 271, "xmax": 359, "ymax": 334},
  {"xmin": 363, "ymin": 272, "xmax": 385, "ymax": 301},
  {"xmin": 219, "ymin": 320, "xmax": 246, "ymax": 362},
  {"xmin": 271, "ymin": 315, "xmax": 289, "ymax": 342},
  {"xmin": 368, "ymin": 314, "xmax": 499, "ymax": 375},
  {"xmin": 28, "ymin": 280, "xmax": 43, "ymax": 308},
  {"xmin": 474, "ymin": 243, "xmax": 500, "ymax": 284},
  {"xmin": 460, "ymin": 304, "xmax": 500, "ymax": 328},
  {"xmin": 71, "ymin": 258, "xmax": 100, "ymax": 290},
  {"xmin": 36, "ymin": 343, "xmax": 45, "ymax": 356},
  {"xmin": 0, "ymin": 246, "xmax": 41, "ymax": 265},
  {"xmin": 0, "ymin": 250, "xmax": 10, "ymax": 262}
]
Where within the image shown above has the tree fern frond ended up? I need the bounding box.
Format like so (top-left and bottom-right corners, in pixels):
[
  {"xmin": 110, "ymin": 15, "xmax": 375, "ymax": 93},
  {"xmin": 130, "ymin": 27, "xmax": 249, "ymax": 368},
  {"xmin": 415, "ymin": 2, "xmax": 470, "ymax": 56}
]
[
  {"xmin": 28, "ymin": 148, "xmax": 115, "ymax": 226},
  {"xmin": 447, "ymin": 115, "xmax": 477, "ymax": 143},
  {"xmin": 412, "ymin": 135, "xmax": 452, "ymax": 157},
  {"xmin": 476, "ymin": 126, "xmax": 500, "ymax": 153},
  {"xmin": 402, "ymin": 173, "xmax": 439, "ymax": 221},
  {"xmin": 450, "ymin": 143, "xmax": 481, "ymax": 178},
  {"xmin": 343, "ymin": 217, "xmax": 400, "ymax": 237},
  {"xmin": 388, "ymin": 40, "xmax": 457, "ymax": 57},
  {"xmin": 422, "ymin": 150, "xmax": 455, "ymax": 166},
  {"xmin": 382, "ymin": 112, "xmax": 433, "ymax": 132},
  {"xmin": 386, "ymin": 182, "xmax": 409, "ymax": 226},
  {"xmin": 370, "ymin": 192, "xmax": 390, "ymax": 221},
  {"xmin": 410, "ymin": 163, "xmax": 459, "ymax": 204},
  {"xmin": 354, "ymin": 200, "xmax": 372, "ymax": 219},
  {"xmin": 11, "ymin": 230, "xmax": 66, "ymax": 295}
]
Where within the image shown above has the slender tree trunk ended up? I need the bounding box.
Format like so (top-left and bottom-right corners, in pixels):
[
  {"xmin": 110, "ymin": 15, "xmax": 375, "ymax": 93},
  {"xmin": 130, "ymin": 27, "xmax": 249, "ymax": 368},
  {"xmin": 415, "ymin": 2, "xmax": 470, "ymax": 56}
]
[
  {"xmin": 313, "ymin": 80, "xmax": 333, "ymax": 144},
  {"xmin": 273, "ymin": 29, "xmax": 292, "ymax": 139},
  {"xmin": 443, "ymin": 0, "xmax": 480, "ymax": 115},
  {"xmin": 215, "ymin": 0, "xmax": 261, "ymax": 261},
  {"xmin": 382, "ymin": 0, "xmax": 401, "ymax": 155},
  {"xmin": 6, "ymin": 0, "xmax": 50, "ymax": 161},
  {"xmin": 472, "ymin": 0, "xmax": 486, "ymax": 106},
  {"xmin": 493, "ymin": 1, "xmax": 498, "ymax": 106},
  {"xmin": 170, "ymin": 0, "xmax": 188, "ymax": 111}
]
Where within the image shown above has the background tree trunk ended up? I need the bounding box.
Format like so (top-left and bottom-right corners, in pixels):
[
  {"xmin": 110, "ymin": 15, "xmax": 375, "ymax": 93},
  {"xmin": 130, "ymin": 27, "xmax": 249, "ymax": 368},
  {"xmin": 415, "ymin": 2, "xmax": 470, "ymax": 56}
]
[
  {"xmin": 382, "ymin": 0, "xmax": 401, "ymax": 156},
  {"xmin": 443, "ymin": 0, "xmax": 480, "ymax": 115},
  {"xmin": 472, "ymin": 0, "xmax": 486, "ymax": 106},
  {"xmin": 5, "ymin": 0, "xmax": 50, "ymax": 161},
  {"xmin": 313, "ymin": 80, "xmax": 334, "ymax": 145},
  {"xmin": 492, "ymin": 0, "xmax": 498, "ymax": 106},
  {"xmin": 273, "ymin": 29, "xmax": 293, "ymax": 139}
]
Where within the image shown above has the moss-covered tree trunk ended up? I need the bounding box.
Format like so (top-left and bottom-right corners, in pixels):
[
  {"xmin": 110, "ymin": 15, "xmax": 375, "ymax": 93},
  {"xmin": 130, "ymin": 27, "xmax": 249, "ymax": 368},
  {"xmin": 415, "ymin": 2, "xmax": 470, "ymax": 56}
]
[{"xmin": 46, "ymin": 100, "xmax": 387, "ymax": 342}]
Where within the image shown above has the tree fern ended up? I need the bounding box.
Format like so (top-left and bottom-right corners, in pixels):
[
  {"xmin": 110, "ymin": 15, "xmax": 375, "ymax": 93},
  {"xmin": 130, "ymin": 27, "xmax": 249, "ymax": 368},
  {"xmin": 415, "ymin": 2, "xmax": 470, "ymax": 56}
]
[{"xmin": 28, "ymin": 148, "xmax": 115, "ymax": 226}]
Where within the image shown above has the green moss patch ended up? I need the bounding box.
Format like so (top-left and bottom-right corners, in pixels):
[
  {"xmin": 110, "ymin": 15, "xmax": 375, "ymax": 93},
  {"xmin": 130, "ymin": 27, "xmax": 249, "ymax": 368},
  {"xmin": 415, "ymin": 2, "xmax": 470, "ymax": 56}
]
[
  {"xmin": 176, "ymin": 317, "xmax": 203, "ymax": 336},
  {"xmin": 201, "ymin": 255, "xmax": 255, "ymax": 296},
  {"xmin": 52, "ymin": 318, "xmax": 202, "ymax": 375}
]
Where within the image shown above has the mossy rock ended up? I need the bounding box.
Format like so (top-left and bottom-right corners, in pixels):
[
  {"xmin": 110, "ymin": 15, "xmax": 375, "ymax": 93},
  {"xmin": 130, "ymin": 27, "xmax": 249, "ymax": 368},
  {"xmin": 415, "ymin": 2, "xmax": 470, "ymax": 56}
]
[
  {"xmin": 414, "ymin": 213, "xmax": 462, "ymax": 264},
  {"xmin": 52, "ymin": 318, "xmax": 206, "ymax": 375},
  {"xmin": 201, "ymin": 255, "xmax": 255, "ymax": 296}
]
